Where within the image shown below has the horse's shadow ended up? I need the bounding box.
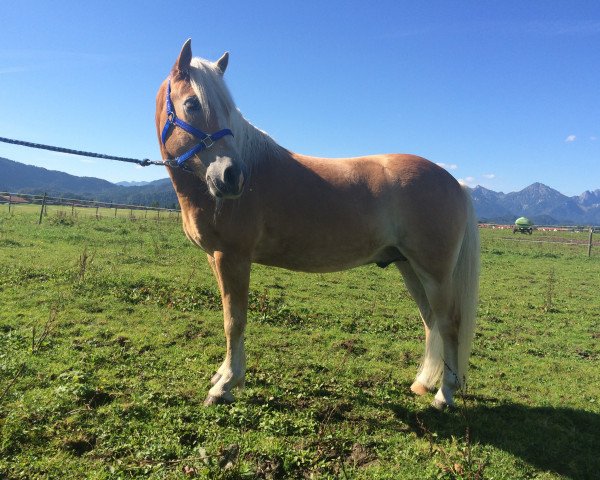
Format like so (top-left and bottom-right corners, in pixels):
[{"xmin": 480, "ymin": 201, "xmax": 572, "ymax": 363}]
[{"xmin": 388, "ymin": 399, "xmax": 599, "ymax": 480}]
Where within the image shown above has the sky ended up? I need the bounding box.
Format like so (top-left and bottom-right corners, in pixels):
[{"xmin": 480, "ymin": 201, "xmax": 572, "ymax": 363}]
[{"xmin": 1, "ymin": 1, "xmax": 599, "ymax": 196}]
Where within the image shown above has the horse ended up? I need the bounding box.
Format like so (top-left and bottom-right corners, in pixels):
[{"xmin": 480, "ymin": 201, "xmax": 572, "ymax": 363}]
[{"xmin": 155, "ymin": 39, "xmax": 480, "ymax": 410}]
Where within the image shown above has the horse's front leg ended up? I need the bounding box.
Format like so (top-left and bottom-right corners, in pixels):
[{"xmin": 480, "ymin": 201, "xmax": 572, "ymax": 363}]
[
  {"xmin": 206, "ymin": 255, "xmax": 227, "ymax": 386},
  {"xmin": 204, "ymin": 251, "xmax": 251, "ymax": 406}
]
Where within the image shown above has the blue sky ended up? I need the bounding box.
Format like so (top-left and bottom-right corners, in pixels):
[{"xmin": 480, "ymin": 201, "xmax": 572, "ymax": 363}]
[{"xmin": 1, "ymin": 1, "xmax": 599, "ymax": 196}]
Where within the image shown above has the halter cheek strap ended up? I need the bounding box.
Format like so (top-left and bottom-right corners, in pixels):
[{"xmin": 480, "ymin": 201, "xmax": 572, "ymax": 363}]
[{"xmin": 161, "ymin": 79, "xmax": 233, "ymax": 169}]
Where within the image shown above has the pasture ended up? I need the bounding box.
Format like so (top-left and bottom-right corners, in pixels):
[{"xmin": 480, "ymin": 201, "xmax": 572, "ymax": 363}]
[{"xmin": 0, "ymin": 208, "xmax": 598, "ymax": 479}]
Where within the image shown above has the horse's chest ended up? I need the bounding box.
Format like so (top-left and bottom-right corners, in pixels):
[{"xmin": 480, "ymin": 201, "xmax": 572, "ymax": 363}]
[{"xmin": 182, "ymin": 216, "xmax": 219, "ymax": 254}]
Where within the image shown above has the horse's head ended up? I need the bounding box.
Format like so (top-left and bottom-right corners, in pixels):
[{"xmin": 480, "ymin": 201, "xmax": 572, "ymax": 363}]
[{"xmin": 156, "ymin": 39, "xmax": 247, "ymax": 199}]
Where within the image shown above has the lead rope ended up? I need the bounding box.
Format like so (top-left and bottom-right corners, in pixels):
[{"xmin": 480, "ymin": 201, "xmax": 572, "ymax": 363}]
[{"xmin": 0, "ymin": 136, "xmax": 178, "ymax": 169}]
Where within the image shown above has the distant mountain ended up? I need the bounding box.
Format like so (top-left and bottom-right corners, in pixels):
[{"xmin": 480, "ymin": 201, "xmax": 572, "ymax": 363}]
[
  {"xmin": 0, "ymin": 156, "xmax": 117, "ymax": 195},
  {"xmin": 468, "ymin": 186, "xmax": 512, "ymax": 222},
  {"xmin": 0, "ymin": 157, "xmax": 178, "ymax": 208},
  {"xmin": 471, "ymin": 183, "xmax": 600, "ymax": 225},
  {"xmin": 115, "ymin": 181, "xmax": 153, "ymax": 187},
  {"xmin": 1, "ymin": 157, "xmax": 598, "ymax": 224},
  {"xmin": 578, "ymin": 189, "xmax": 600, "ymax": 208}
]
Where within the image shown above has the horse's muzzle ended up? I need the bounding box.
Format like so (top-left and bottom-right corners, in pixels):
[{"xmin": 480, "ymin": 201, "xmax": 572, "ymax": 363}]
[{"xmin": 206, "ymin": 158, "xmax": 247, "ymax": 199}]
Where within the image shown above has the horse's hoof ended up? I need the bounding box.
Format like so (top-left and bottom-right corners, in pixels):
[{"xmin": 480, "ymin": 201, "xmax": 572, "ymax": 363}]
[
  {"xmin": 210, "ymin": 373, "xmax": 222, "ymax": 385},
  {"xmin": 431, "ymin": 398, "xmax": 451, "ymax": 411},
  {"xmin": 410, "ymin": 381, "xmax": 430, "ymax": 396},
  {"xmin": 203, "ymin": 394, "xmax": 234, "ymax": 406}
]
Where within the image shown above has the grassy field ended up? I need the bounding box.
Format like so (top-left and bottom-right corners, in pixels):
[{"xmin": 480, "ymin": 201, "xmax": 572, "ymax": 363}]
[{"xmin": 0, "ymin": 207, "xmax": 598, "ymax": 479}]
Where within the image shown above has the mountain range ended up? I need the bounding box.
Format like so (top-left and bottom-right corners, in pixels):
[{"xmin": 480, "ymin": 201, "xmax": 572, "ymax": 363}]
[
  {"xmin": 1, "ymin": 157, "xmax": 599, "ymax": 225},
  {"xmin": 0, "ymin": 157, "xmax": 178, "ymax": 208},
  {"xmin": 471, "ymin": 183, "xmax": 600, "ymax": 225}
]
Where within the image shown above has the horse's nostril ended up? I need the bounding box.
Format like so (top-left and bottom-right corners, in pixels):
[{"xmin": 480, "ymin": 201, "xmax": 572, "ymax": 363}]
[{"xmin": 223, "ymin": 165, "xmax": 237, "ymax": 187}]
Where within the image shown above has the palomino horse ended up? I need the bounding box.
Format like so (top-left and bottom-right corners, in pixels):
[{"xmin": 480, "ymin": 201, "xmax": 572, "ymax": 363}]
[{"xmin": 155, "ymin": 39, "xmax": 480, "ymax": 410}]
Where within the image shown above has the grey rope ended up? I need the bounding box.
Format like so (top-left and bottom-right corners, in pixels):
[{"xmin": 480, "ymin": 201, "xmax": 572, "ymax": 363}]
[{"xmin": 0, "ymin": 136, "xmax": 168, "ymax": 168}]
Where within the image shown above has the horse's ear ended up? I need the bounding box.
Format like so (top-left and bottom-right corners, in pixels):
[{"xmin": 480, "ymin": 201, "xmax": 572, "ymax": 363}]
[
  {"xmin": 216, "ymin": 52, "xmax": 229, "ymax": 75},
  {"xmin": 173, "ymin": 38, "xmax": 192, "ymax": 76}
]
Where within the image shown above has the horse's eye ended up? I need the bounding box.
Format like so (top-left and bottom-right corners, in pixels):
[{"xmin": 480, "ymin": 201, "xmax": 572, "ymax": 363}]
[{"xmin": 184, "ymin": 96, "xmax": 201, "ymax": 112}]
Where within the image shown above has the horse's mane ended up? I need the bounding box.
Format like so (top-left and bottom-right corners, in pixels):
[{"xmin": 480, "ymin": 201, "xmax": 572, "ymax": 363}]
[{"xmin": 189, "ymin": 57, "xmax": 287, "ymax": 170}]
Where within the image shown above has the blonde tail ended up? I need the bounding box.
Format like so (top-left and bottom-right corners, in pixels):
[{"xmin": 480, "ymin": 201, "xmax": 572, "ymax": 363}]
[{"xmin": 454, "ymin": 187, "xmax": 480, "ymax": 388}]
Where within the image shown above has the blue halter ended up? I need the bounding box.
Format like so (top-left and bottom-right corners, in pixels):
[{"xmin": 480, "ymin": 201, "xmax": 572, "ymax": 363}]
[{"xmin": 161, "ymin": 79, "xmax": 233, "ymax": 169}]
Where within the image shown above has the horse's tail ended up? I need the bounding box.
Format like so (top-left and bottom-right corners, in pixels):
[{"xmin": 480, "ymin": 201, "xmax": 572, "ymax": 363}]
[
  {"xmin": 414, "ymin": 187, "xmax": 480, "ymax": 392},
  {"xmin": 453, "ymin": 186, "xmax": 480, "ymax": 388}
]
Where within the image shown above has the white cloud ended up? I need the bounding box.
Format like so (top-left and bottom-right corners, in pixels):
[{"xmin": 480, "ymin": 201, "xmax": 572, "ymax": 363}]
[
  {"xmin": 0, "ymin": 66, "xmax": 29, "ymax": 75},
  {"xmin": 458, "ymin": 176, "xmax": 476, "ymax": 186},
  {"xmin": 565, "ymin": 134, "xmax": 576, "ymax": 142},
  {"xmin": 482, "ymin": 173, "xmax": 496, "ymax": 179},
  {"xmin": 436, "ymin": 162, "xmax": 458, "ymax": 170}
]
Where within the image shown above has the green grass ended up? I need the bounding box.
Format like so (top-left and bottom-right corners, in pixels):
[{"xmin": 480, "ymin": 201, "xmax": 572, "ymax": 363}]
[{"xmin": 1, "ymin": 208, "xmax": 598, "ymax": 479}]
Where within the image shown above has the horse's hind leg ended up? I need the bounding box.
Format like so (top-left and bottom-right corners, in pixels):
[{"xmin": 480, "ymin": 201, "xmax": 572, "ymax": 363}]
[
  {"xmin": 396, "ymin": 262, "xmax": 442, "ymax": 396},
  {"xmin": 421, "ymin": 279, "xmax": 461, "ymax": 409}
]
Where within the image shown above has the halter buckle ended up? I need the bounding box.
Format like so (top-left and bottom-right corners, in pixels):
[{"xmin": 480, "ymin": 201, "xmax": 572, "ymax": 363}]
[{"xmin": 201, "ymin": 136, "xmax": 214, "ymax": 149}]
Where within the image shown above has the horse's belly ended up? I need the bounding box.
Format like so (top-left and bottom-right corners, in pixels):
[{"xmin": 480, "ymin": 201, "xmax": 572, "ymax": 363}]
[
  {"xmin": 252, "ymin": 234, "xmax": 399, "ymax": 273},
  {"xmin": 252, "ymin": 185, "xmax": 403, "ymax": 272},
  {"xmin": 254, "ymin": 253, "xmax": 367, "ymax": 273}
]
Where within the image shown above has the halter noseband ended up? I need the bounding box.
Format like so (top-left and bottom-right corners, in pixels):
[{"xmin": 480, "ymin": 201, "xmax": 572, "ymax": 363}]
[{"xmin": 161, "ymin": 79, "xmax": 233, "ymax": 170}]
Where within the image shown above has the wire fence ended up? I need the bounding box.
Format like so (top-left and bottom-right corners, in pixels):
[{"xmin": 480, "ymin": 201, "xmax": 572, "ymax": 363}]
[
  {"xmin": 1, "ymin": 192, "xmax": 597, "ymax": 255},
  {"xmin": 479, "ymin": 223, "xmax": 599, "ymax": 257},
  {"xmin": 479, "ymin": 223, "xmax": 599, "ymax": 233},
  {"xmin": 0, "ymin": 192, "xmax": 180, "ymax": 223}
]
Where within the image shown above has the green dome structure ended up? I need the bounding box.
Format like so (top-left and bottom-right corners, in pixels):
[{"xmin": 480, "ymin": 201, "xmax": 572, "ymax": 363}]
[{"xmin": 513, "ymin": 217, "xmax": 533, "ymax": 234}]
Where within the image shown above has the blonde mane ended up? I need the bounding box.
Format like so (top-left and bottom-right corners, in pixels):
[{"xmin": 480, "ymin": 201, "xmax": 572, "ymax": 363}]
[{"xmin": 189, "ymin": 57, "xmax": 287, "ymax": 170}]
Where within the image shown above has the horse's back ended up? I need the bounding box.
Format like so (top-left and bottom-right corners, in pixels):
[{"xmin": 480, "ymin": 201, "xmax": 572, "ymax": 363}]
[
  {"xmin": 299, "ymin": 153, "xmax": 462, "ymax": 199},
  {"xmin": 299, "ymin": 152, "xmax": 468, "ymax": 239}
]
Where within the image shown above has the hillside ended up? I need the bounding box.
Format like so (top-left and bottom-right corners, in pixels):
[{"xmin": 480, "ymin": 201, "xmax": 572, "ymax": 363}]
[
  {"xmin": 1, "ymin": 157, "xmax": 599, "ymax": 224},
  {"xmin": 0, "ymin": 157, "xmax": 178, "ymax": 208},
  {"xmin": 0, "ymin": 156, "xmax": 116, "ymax": 195}
]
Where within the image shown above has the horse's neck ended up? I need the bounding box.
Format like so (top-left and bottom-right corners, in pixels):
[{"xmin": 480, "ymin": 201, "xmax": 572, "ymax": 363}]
[
  {"xmin": 231, "ymin": 113, "xmax": 289, "ymax": 169},
  {"xmin": 172, "ymin": 114, "xmax": 294, "ymax": 243}
]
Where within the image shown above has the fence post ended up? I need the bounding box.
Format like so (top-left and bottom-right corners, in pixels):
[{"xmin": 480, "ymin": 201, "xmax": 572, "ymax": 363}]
[
  {"xmin": 95, "ymin": 205, "xmax": 99, "ymax": 220},
  {"xmin": 71, "ymin": 201, "xmax": 75, "ymax": 217},
  {"xmin": 588, "ymin": 228, "xmax": 594, "ymax": 257},
  {"xmin": 38, "ymin": 193, "xmax": 47, "ymax": 225},
  {"xmin": 8, "ymin": 193, "xmax": 11, "ymax": 214}
]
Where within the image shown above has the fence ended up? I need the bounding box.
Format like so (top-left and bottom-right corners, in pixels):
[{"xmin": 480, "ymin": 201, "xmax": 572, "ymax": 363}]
[
  {"xmin": 0, "ymin": 192, "xmax": 180, "ymax": 223},
  {"xmin": 2, "ymin": 192, "xmax": 598, "ymax": 255},
  {"xmin": 479, "ymin": 223, "xmax": 599, "ymax": 257}
]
